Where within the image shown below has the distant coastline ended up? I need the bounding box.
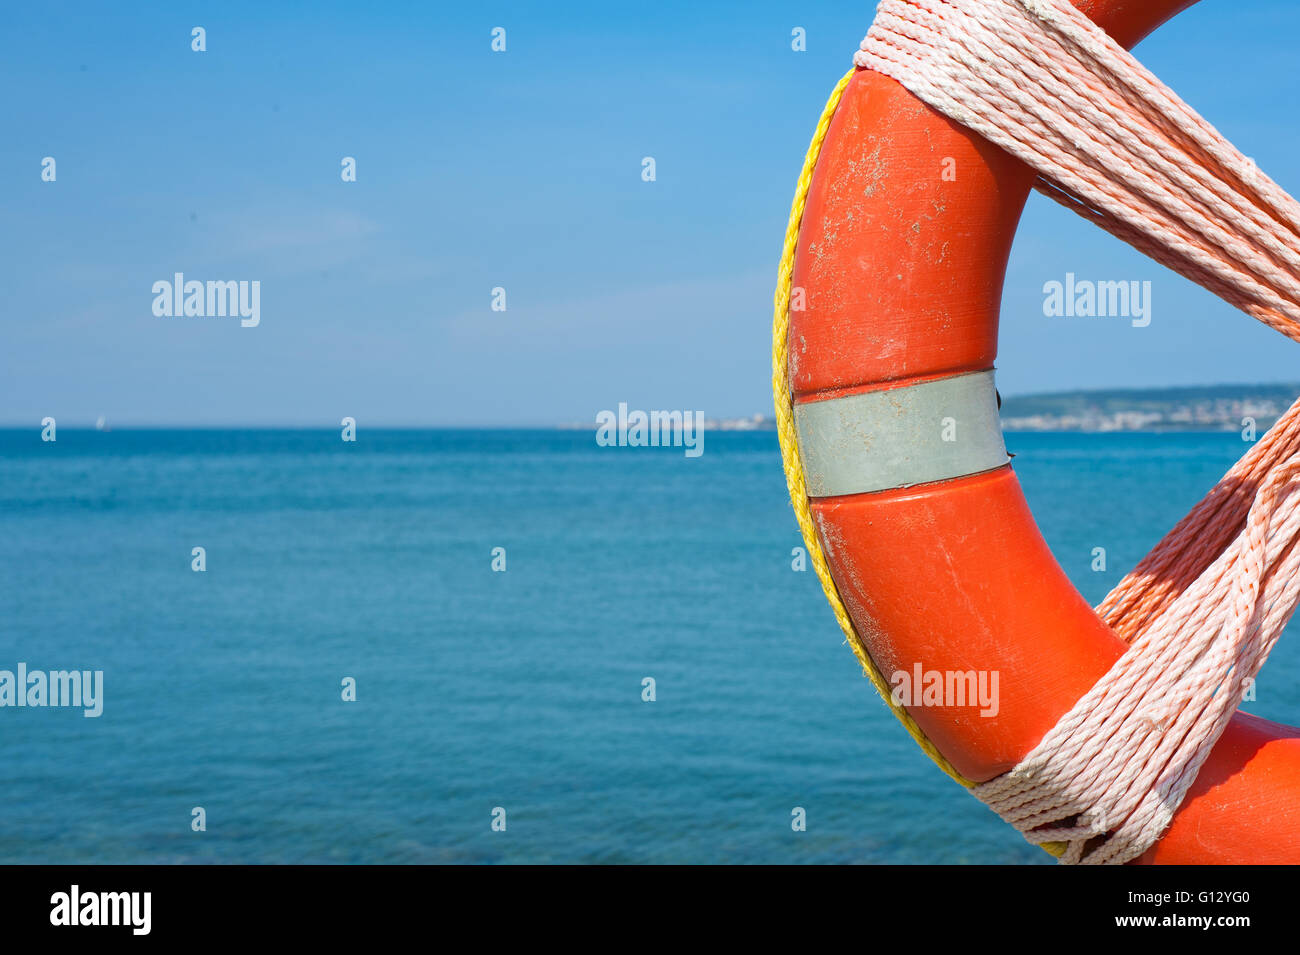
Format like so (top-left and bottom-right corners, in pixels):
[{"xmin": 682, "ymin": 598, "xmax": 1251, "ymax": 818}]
[
  {"xmin": 14, "ymin": 385, "xmax": 1297, "ymax": 434},
  {"xmin": 618, "ymin": 383, "xmax": 1300, "ymax": 434},
  {"xmin": 996, "ymin": 383, "xmax": 1299, "ymax": 432}
]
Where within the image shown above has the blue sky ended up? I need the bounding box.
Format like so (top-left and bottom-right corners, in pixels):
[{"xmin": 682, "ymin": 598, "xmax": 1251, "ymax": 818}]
[{"xmin": 4, "ymin": 1, "xmax": 1300, "ymax": 426}]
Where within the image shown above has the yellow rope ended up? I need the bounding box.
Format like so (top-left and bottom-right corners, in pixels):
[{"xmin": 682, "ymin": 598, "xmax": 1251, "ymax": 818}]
[
  {"xmin": 771, "ymin": 69, "xmax": 972, "ymax": 787},
  {"xmin": 773, "ymin": 70, "xmax": 1066, "ymax": 858}
]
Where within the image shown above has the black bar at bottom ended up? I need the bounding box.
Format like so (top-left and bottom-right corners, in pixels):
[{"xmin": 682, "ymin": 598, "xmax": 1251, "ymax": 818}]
[{"xmin": 0, "ymin": 863, "xmax": 1285, "ymax": 942}]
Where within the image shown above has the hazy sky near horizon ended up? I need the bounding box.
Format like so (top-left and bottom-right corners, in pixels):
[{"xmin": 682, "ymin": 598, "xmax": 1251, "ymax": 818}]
[{"xmin": 5, "ymin": 1, "xmax": 1300, "ymax": 426}]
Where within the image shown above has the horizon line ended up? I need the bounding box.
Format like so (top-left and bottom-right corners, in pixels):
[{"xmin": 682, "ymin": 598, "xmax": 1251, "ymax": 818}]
[{"xmin": 7, "ymin": 380, "xmax": 1298, "ymax": 431}]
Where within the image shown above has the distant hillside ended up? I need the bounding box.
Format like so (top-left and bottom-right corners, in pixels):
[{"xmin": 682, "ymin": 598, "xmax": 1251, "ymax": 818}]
[
  {"xmin": 1000, "ymin": 383, "xmax": 1300, "ymax": 432},
  {"xmin": 587, "ymin": 384, "xmax": 1300, "ymax": 434}
]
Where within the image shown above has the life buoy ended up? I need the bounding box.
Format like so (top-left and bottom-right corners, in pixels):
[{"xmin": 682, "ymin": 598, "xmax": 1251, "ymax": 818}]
[{"xmin": 782, "ymin": 0, "xmax": 1300, "ymax": 863}]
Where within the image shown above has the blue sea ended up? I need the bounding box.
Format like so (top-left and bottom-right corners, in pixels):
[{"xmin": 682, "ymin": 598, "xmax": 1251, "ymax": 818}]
[{"xmin": 2, "ymin": 428, "xmax": 1298, "ymax": 864}]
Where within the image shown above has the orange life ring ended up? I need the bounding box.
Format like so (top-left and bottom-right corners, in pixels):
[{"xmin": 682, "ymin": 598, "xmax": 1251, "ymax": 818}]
[{"xmin": 787, "ymin": 0, "xmax": 1300, "ymax": 863}]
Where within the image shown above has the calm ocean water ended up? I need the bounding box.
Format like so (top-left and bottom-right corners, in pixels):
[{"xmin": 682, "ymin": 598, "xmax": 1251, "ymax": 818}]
[{"xmin": 2, "ymin": 428, "xmax": 1297, "ymax": 864}]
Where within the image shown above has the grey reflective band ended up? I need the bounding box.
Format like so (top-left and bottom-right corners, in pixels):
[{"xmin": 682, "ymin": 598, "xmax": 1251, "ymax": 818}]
[{"xmin": 793, "ymin": 370, "xmax": 1009, "ymax": 497}]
